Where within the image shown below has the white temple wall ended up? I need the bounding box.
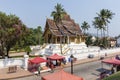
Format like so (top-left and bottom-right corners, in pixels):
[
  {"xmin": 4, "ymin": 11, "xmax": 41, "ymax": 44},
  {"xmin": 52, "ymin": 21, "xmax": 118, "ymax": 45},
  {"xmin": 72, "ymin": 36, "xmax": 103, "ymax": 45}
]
[
  {"xmin": 0, "ymin": 47, "xmax": 120, "ymax": 69},
  {"xmin": 0, "ymin": 58, "xmax": 24, "ymax": 68}
]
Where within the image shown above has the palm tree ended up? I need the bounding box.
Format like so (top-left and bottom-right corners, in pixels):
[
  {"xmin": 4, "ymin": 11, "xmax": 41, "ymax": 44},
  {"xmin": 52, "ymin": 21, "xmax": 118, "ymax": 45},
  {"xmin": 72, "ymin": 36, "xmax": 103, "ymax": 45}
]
[
  {"xmin": 51, "ymin": 3, "xmax": 66, "ymax": 24},
  {"xmin": 97, "ymin": 9, "xmax": 114, "ymax": 48},
  {"xmin": 93, "ymin": 17, "xmax": 99, "ymax": 38},
  {"xmin": 93, "ymin": 17, "xmax": 103, "ymax": 46},
  {"xmin": 105, "ymin": 9, "xmax": 114, "ymax": 37},
  {"xmin": 97, "ymin": 9, "xmax": 114, "ymax": 37},
  {"xmin": 97, "ymin": 9, "xmax": 107, "ymax": 38},
  {"xmin": 81, "ymin": 21, "xmax": 90, "ymax": 35},
  {"xmin": 51, "ymin": 3, "xmax": 66, "ymax": 54}
]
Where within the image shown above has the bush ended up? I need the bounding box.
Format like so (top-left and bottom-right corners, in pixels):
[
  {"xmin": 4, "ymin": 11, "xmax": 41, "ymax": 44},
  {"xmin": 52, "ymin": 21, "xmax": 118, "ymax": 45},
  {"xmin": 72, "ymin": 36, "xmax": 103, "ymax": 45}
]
[
  {"xmin": 103, "ymin": 71, "xmax": 120, "ymax": 80},
  {"xmin": 24, "ymin": 46, "xmax": 31, "ymax": 55}
]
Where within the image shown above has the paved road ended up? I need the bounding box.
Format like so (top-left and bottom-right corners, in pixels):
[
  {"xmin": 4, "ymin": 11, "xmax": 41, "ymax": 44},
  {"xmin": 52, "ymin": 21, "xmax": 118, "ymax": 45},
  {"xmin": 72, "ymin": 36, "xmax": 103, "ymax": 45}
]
[
  {"xmin": 64, "ymin": 60, "xmax": 110, "ymax": 80},
  {"xmin": 12, "ymin": 59, "xmax": 111, "ymax": 80}
]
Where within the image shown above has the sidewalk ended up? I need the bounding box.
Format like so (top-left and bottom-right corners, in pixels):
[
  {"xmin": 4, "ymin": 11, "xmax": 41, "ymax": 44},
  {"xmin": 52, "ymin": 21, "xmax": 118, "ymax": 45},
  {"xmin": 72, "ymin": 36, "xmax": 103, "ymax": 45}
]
[{"xmin": 0, "ymin": 67, "xmax": 34, "ymax": 80}]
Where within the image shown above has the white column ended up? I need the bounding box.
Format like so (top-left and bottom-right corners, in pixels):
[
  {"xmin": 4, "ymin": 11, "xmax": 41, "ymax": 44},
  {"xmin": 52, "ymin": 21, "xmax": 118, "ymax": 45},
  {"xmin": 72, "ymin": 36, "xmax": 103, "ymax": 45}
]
[
  {"xmin": 24, "ymin": 54, "xmax": 29, "ymax": 70},
  {"xmin": 4, "ymin": 57, "xmax": 8, "ymax": 67},
  {"xmin": 80, "ymin": 36, "xmax": 81, "ymax": 42}
]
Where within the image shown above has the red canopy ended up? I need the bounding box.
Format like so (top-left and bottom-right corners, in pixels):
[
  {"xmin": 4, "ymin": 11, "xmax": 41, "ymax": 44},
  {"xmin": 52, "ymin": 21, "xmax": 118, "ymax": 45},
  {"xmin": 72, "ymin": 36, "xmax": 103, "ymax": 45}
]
[
  {"xmin": 42, "ymin": 70, "xmax": 83, "ymax": 80},
  {"xmin": 29, "ymin": 57, "xmax": 47, "ymax": 64},
  {"xmin": 47, "ymin": 54, "xmax": 65, "ymax": 60},
  {"xmin": 102, "ymin": 58, "xmax": 120, "ymax": 65}
]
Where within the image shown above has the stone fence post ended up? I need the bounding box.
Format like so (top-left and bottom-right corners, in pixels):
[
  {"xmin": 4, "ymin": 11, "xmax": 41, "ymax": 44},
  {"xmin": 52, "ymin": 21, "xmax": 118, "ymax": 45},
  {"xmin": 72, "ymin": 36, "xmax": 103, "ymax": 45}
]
[{"xmin": 24, "ymin": 54, "xmax": 29, "ymax": 70}]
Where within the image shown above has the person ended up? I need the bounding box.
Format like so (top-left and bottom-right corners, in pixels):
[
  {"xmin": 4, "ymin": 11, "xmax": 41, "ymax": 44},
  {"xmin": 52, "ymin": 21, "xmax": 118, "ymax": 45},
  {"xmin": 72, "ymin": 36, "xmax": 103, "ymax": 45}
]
[
  {"xmin": 37, "ymin": 65, "xmax": 41, "ymax": 76},
  {"xmin": 111, "ymin": 67, "xmax": 114, "ymax": 74},
  {"xmin": 63, "ymin": 58, "xmax": 66, "ymax": 65},
  {"xmin": 100, "ymin": 71, "xmax": 107, "ymax": 80},
  {"xmin": 108, "ymin": 67, "xmax": 114, "ymax": 75},
  {"xmin": 50, "ymin": 61, "xmax": 54, "ymax": 72},
  {"xmin": 113, "ymin": 65, "xmax": 117, "ymax": 73},
  {"xmin": 57, "ymin": 60, "xmax": 61, "ymax": 66},
  {"xmin": 100, "ymin": 71, "xmax": 104, "ymax": 80},
  {"xmin": 47, "ymin": 58, "xmax": 51, "ymax": 67},
  {"xmin": 68, "ymin": 57, "xmax": 71, "ymax": 62},
  {"xmin": 115, "ymin": 55, "xmax": 120, "ymax": 60},
  {"xmin": 52, "ymin": 60, "xmax": 56, "ymax": 66},
  {"xmin": 116, "ymin": 65, "xmax": 120, "ymax": 71}
]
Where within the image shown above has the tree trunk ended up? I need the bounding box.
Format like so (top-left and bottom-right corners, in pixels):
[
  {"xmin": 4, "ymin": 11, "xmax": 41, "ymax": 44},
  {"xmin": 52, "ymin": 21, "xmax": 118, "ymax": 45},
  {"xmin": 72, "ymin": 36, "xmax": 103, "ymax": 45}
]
[
  {"xmin": 107, "ymin": 26, "xmax": 109, "ymax": 37},
  {"xmin": 97, "ymin": 29, "xmax": 99, "ymax": 46},
  {"xmin": 103, "ymin": 29, "xmax": 105, "ymax": 38},
  {"xmin": 6, "ymin": 46, "xmax": 10, "ymax": 57},
  {"xmin": 97, "ymin": 29, "xmax": 98, "ymax": 38},
  {"xmin": 6, "ymin": 50, "xmax": 9, "ymax": 57},
  {"xmin": 101, "ymin": 29, "xmax": 102, "ymax": 38},
  {"xmin": 1, "ymin": 41, "xmax": 5, "ymax": 58}
]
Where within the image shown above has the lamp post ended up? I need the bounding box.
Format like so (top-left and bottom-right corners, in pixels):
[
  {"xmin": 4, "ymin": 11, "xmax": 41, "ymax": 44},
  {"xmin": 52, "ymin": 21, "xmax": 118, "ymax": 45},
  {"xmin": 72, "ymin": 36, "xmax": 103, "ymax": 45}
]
[
  {"xmin": 60, "ymin": 36, "xmax": 63, "ymax": 54},
  {"xmin": 70, "ymin": 54, "xmax": 74, "ymax": 74}
]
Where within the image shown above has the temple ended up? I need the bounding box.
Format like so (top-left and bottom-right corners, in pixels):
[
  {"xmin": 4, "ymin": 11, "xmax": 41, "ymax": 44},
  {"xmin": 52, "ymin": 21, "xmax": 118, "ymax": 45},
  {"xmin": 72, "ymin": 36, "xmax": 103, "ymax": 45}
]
[
  {"xmin": 43, "ymin": 14, "xmax": 85, "ymax": 44},
  {"xmin": 34, "ymin": 14, "xmax": 99, "ymax": 56}
]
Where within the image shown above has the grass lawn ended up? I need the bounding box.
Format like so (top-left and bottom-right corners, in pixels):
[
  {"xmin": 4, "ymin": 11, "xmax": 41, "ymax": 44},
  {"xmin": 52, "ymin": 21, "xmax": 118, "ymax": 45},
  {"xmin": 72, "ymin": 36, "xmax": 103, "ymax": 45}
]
[{"xmin": 103, "ymin": 71, "xmax": 120, "ymax": 80}]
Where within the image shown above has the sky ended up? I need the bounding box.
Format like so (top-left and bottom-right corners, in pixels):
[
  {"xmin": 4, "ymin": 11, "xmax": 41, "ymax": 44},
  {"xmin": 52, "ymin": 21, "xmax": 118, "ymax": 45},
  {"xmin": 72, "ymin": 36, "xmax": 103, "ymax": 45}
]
[{"xmin": 0, "ymin": 0, "xmax": 120, "ymax": 37}]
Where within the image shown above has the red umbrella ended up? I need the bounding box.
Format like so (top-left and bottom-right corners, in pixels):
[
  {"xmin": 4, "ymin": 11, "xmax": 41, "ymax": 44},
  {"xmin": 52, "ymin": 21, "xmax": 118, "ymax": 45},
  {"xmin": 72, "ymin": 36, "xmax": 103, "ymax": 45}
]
[
  {"xmin": 29, "ymin": 57, "xmax": 47, "ymax": 64},
  {"xmin": 102, "ymin": 58, "xmax": 120, "ymax": 65},
  {"xmin": 48, "ymin": 54, "xmax": 65, "ymax": 60}
]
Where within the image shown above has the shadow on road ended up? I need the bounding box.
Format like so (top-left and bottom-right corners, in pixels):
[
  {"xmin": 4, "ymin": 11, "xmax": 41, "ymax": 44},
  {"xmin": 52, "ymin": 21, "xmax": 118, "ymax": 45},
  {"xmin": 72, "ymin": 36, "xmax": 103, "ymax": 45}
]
[
  {"xmin": 91, "ymin": 73, "xmax": 99, "ymax": 76},
  {"xmin": 96, "ymin": 68, "xmax": 110, "ymax": 73}
]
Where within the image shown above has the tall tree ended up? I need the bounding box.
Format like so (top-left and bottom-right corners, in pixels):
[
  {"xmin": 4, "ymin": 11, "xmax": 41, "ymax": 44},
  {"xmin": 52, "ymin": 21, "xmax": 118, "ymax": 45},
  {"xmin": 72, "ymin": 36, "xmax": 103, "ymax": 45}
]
[
  {"xmin": 93, "ymin": 17, "xmax": 103, "ymax": 38},
  {"xmin": 34, "ymin": 26, "xmax": 43, "ymax": 45},
  {"xmin": 0, "ymin": 12, "xmax": 28, "ymax": 57},
  {"xmin": 81, "ymin": 21, "xmax": 90, "ymax": 35},
  {"xmin": 51, "ymin": 3, "xmax": 66, "ymax": 24},
  {"xmin": 51, "ymin": 3, "xmax": 66, "ymax": 54},
  {"xmin": 97, "ymin": 9, "xmax": 114, "ymax": 37},
  {"xmin": 97, "ymin": 9, "xmax": 114, "ymax": 48}
]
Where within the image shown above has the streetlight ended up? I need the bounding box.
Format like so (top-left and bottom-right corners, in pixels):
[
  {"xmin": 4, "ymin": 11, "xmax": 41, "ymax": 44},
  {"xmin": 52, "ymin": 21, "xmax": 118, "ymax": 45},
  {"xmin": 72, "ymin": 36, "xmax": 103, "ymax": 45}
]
[{"xmin": 70, "ymin": 54, "xmax": 74, "ymax": 74}]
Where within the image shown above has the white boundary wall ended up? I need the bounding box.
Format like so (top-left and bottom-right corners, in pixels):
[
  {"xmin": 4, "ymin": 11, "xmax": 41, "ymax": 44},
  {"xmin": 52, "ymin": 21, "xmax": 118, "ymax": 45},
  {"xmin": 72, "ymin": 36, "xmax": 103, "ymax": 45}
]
[
  {"xmin": 0, "ymin": 55, "xmax": 29, "ymax": 69},
  {"xmin": 0, "ymin": 48, "xmax": 120, "ymax": 69},
  {"xmin": 64, "ymin": 48, "xmax": 120, "ymax": 62},
  {"xmin": 0, "ymin": 58, "xmax": 24, "ymax": 68}
]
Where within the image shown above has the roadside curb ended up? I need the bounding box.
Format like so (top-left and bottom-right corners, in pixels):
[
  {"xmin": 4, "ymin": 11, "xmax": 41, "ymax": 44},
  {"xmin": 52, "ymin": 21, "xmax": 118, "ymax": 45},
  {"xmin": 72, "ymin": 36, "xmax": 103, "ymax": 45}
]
[{"xmin": 54, "ymin": 52, "xmax": 120, "ymax": 70}]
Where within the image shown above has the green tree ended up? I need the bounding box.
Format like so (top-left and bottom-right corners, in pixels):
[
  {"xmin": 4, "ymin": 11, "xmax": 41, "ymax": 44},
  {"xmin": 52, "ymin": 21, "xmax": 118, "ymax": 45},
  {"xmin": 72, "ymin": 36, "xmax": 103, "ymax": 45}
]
[
  {"xmin": 18, "ymin": 26, "xmax": 44, "ymax": 50},
  {"xmin": 51, "ymin": 3, "xmax": 66, "ymax": 54},
  {"xmin": 34, "ymin": 26, "xmax": 43, "ymax": 45},
  {"xmin": 85, "ymin": 34, "xmax": 92, "ymax": 47},
  {"xmin": 0, "ymin": 12, "xmax": 28, "ymax": 57},
  {"xmin": 95, "ymin": 9, "xmax": 114, "ymax": 48},
  {"xmin": 20, "ymin": 28, "xmax": 37, "ymax": 47},
  {"xmin": 81, "ymin": 21, "xmax": 90, "ymax": 35},
  {"xmin": 97, "ymin": 9, "xmax": 114, "ymax": 37},
  {"xmin": 93, "ymin": 17, "xmax": 103, "ymax": 46},
  {"xmin": 51, "ymin": 3, "xmax": 66, "ymax": 24},
  {"xmin": 24, "ymin": 46, "xmax": 31, "ymax": 55}
]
